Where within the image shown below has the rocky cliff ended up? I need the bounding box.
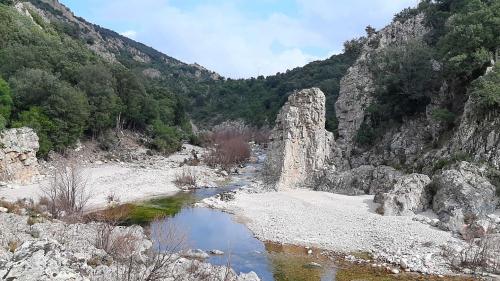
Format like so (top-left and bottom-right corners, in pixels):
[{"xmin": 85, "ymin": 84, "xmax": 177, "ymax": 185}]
[
  {"xmin": 0, "ymin": 128, "xmax": 39, "ymax": 184},
  {"xmin": 264, "ymin": 88, "xmax": 334, "ymax": 190},
  {"xmin": 264, "ymin": 13, "xmax": 499, "ymax": 234},
  {"xmin": 335, "ymin": 14, "xmax": 429, "ymax": 169}
]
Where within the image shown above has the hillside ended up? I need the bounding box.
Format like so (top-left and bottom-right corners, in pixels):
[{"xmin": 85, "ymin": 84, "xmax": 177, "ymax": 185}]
[{"xmin": 0, "ymin": 0, "xmax": 361, "ymax": 157}]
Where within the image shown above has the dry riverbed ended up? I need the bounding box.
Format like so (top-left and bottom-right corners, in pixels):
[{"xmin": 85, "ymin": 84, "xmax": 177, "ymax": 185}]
[
  {"xmin": 0, "ymin": 144, "xmax": 225, "ymax": 210},
  {"xmin": 200, "ymin": 185, "xmax": 482, "ymax": 277}
]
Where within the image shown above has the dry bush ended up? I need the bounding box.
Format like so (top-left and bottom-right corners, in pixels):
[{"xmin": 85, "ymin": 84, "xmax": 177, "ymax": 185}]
[
  {"xmin": 205, "ymin": 128, "xmax": 251, "ymax": 170},
  {"xmin": 100, "ymin": 217, "xmax": 241, "ymax": 281},
  {"xmin": 174, "ymin": 169, "xmax": 197, "ymax": 188},
  {"xmin": 442, "ymin": 221, "xmax": 500, "ymax": 274},
  {"xmin": 40, "ymin": 161, "xmax": 91, "ymax": 220}
]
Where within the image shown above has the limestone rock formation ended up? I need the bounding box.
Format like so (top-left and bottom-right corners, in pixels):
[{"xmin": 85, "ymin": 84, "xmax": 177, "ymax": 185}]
[
  {"xmin": 449, "ymin": 97, "xmax": 500, "ymax": 169},
  {"xmin": 335, "ymin": 14, "xmax": 428, "ymax": 164},
  {"xmin": 377, "ymin": 174, "xmax": 432, "ymax": 216},
  {"xmin": 316, "ymin": 165, "xmax": 402, "ymax": 195},
  {"xmin": 0, "ymin": 212, "xmax": 260, "ymax": 281},
  {"xmin": 432, "ymin": 162, "xmax": 498, "ymax": 232},
  {"xmin": 0, "ymin": 128, "xmax": 40, "ymax": 184},
  {"xmin": 264, "ymin": 88, "xmax": 334, "ymax": 190}
]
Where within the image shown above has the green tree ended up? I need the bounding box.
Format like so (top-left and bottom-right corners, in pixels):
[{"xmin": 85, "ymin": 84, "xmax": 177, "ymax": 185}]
[
  {"xmin": 437, "ymin": 0, "xmax": 500, "ymax": 79},
  {"xmin": 370, "ymin": 40, "xmax": 438, "ymax": 122},
  {"xmin": 12, "ymin": 107, "xmax": 55, "ymax": 157},
  {"xmin": 76, "ymin": 65, "xmax": 122, "ymax": 134},
  {"xmin": 0, "ymin": 76, "xmax": 12, "ymax": 127},
  {"xmin": 469, "ymin": 64, "xmax": 500, "ymax": 107},
  {"xmin": 10, "ymin": 69, "xmax": 89, "ymax": 151}
]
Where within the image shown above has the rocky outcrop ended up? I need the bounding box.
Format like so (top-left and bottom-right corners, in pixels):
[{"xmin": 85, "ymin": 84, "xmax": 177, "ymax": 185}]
[
  {"xmin": 449, "ymin": 97, "xmax": 500, "ymax": 169},
  {"xmin": 264, "ymin": 88, "xmax": 334, "ymax": 190},
  {"xmin": 0, "ymin": 128, "xmax": 39, "ymax": 184},
  {"xmin": 432, "ymin": 162, "xmax": 498, "ymax": 232},
  {"xmin": 0, "ymin": 212, "xmax": 260, "ymax": 281},
  {"xmin": 377, "ymin": 174, "xmax": 432, "ymax": 216},
  {"xmin": 316, "ymin": 165, "xmax": 402, "ymax": 195},
  {"xmin": 335, "ymin": 14, "xmax": 428, "ymax": 164}
]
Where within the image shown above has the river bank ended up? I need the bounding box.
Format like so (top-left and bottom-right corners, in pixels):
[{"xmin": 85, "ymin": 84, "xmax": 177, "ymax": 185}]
[{"xmin": 200, "ymin": 183, "xmax": 484, "ymax": 277}]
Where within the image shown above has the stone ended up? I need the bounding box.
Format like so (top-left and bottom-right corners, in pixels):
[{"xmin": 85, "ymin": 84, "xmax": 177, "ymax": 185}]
[
  {"xmin": 210, "ymin": 249, "xmax": 224, "ymax": 255},
  {"xmin": 391, "ymin": 268, "xmax": 400, "ymax": 274},
  {"xmin": 303, "ymin": 262, "xmax": 322, "ymax": 269},
  {"xmin": 317, "ymin": 165, "xmax": 402, "ymax": 195},
  {"xmin": 264, "ymin": 88, "xmax": 334, "ymax": 190},
  {"xmin": 378, "ymin": 174, "xmax": 432, "ymax": 216},
  {"xmin": 432, "ymin": 162, "xmax": 498, "ymax": 232},
  {"xmin": 0, "ymin": 207, "xmax": 8, "ymax": 213},
  {"xmin": 0, "ymin": 128, "xmax": 40, "ymax": 184},
  {"xmin": 182, "ymin": 249, "xmax": 210, "ymax": 259}
]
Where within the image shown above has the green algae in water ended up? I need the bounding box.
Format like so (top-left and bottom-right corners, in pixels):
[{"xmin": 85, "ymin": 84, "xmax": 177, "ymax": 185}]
[{"xmin": 128, "ymin": 193, "xmax": 196, "ymax": 224}]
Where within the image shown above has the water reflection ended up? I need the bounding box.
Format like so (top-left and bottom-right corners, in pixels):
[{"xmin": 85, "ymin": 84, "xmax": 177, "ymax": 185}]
[{"xmin": 152, "ymin": 207, "xmax": 336, "ymax": 281}]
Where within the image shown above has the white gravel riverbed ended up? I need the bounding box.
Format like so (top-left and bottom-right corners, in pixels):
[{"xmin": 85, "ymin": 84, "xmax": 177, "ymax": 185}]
[{"xmin": 201, "ymin": 187, "xmax": 468, "ymax": 275}]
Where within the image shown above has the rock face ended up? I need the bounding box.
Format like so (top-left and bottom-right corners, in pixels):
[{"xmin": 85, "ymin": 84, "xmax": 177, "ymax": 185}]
[
  {"xmin": 0, "ymin": 212, "xmax": 260, "ymax": 281},
  {"xmin": 0, "ymin": 128, "xmax": 40, "ymax": 184},
  {"xmin": 377, "ymin": 174, "xmax": 432, "ymax": 216},
  {"xmin": 432, "ymin": 162, "xmax": 498, "ymax": 231},
  {"xmin": 335, "ymin": 14, "xmax": 428, "ymax": 164},
  {"xmin": 449, "ymin": 97, "xmax": 500, "ymax": 169},
  {"xmin": 264, "ymin": 88, "xmax": 333, "ymax": 190},
  {"xmin": 316, "ymin": 165, "xmax": 402, "ymax": 195}
]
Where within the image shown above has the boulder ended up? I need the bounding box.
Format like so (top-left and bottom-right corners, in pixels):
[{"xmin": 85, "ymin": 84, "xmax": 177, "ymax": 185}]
[
  {"xmin": 432, "ymin": 162, "xmax": 498, "ymax": 231},
  {"xmin": 377, "ymin": 174, "xmax": 432, "ymax": 216},
  {"xmin": 316, "ymin": 165, "xmax": 402, "ymax": 195},
  {"xmin": 264, "ymin": 88, "xmax": 334, "ymax": 190},
  {"xmin": 0, "ymin": 127, "xmax": 40, "ymax": 184}
]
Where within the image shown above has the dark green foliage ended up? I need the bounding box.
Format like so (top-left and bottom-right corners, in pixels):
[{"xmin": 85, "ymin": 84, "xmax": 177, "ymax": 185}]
[
  {"xmin": 0, "ymin": 76, "xmax": 12, "ymax": 126},
  {"xmin": 431, "ymin": 108, "xmax": 456, "ymax": 124},
  {"xmin": 12, "ymin": 107, "xmax": 55, "ymax": 157},
  {"xmin": 147, "ymin": 120, "xmax": 182, "ymax": 154},
  {"xmin": 393, "ymin": 7, "xmax": 420, "ymax": 23},
  {"xmin": 469, "ymin": 64, "xmax": 500, "ymax": 108},
  {"xmin": 355, "ymin": 122, "xmax": 378, "ymax": 146},
  {"xmin": 436, "ymin": 0, "xmax": 500, "ymax": 80},
  {"xmin": 0, "ymin": 4, "xmax": 192, "ymax": 156},
  {"xmin": 193, "ymin": 50, "xmax": 358, "ymax": 130},
  {"xmin": 370, "ymin": 40, "xmax": 438, "ymax": 122}
]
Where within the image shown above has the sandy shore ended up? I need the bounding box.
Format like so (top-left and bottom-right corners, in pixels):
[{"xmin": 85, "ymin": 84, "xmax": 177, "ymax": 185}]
[
  {"xmin": 0, "ymin": 144, "xmax": 224, "ymax": 210},
  {"xmin": 201, "ymin": 187, "xmax": 467, "ymax": 275}
]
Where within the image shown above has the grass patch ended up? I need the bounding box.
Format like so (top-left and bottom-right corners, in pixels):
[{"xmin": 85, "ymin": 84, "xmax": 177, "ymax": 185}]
[
  {"xmin": 336, "ymin": 264, "xmax": 477, "ymax": 281},
  {"xmin": 96, "ymin": 193, "xmax": 195, "ymax": 225}
]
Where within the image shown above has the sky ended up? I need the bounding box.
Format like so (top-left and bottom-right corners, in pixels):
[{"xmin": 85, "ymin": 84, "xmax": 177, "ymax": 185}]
[{"xmin": 60, "ymin": 0, "xmax": 419, "ymax": 78}]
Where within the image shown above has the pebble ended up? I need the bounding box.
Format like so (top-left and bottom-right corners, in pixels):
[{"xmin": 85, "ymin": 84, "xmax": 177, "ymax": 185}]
[
  {"xmin": 391, "ymin": 268, "xmax": 400, "ymax": 274},
  {"xmin": 0, "ymin": 207, "xmax": 8, "ymax": 213},
  {"xmin": 210, "ymin": 249, "xmax": 224, "ymax": 255}
]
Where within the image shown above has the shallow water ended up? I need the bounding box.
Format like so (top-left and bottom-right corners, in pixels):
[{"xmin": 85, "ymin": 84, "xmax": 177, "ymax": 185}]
[
  {"xmin": 138, "ymin": 159, "xmax": 337, "ymax": 281},
  {"xmin": 151, "ymin": 204, "xmax": 336, "ymax": 281}
]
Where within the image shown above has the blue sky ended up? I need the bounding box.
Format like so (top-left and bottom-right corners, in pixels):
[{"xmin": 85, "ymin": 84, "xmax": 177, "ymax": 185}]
[{"xmin": 60, "ymin": 0, "xmax": 419, "ymax": 78}]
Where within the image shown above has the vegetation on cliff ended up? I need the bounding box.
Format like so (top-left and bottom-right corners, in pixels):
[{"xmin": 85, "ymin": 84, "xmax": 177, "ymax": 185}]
[{"xmin": 357, "ymin": 0, "xmax": 500, "ymax": 146}]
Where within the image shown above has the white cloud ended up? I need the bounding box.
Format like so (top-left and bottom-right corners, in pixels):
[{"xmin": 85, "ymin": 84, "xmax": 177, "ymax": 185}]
[
  {"xmin": 120, "ymin": 30, "xmax": 137, "ymax": 39},
  {"xmin": 82, "ymin": 0, "xmax": 420, "ymax": 78}
]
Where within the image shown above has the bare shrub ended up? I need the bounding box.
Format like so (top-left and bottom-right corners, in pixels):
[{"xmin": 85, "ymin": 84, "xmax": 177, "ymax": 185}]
[
  {"xmin": 40, "ymin": 162, "xmax": 91, "ymax": 219},
  {"xmin": 442, "ymin": 226, "xmax": 500, "ymax": 274},
  {"xmin": 174, "ymin": 169, "xmax": 197, "ymax": 188},
  {"xmin": 205, "ymin": 127, "xmax": 251, "ymax": 170}
]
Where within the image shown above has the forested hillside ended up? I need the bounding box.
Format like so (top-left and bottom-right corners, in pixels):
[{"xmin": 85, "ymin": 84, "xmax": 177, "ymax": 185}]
[
  {"xmin": 0, "ymin": 0, "xmax": 361, "ymax": 157},
  {"xmin": 0, "ymin": 0, "xmax": 217, "ymax": 156},
  {"xmin": 1, "ymin": 0, "xmax": 497, "ymax": 159},
  {"xmin": 356, "ymin": 0, "xmax": 499, "ymax": 146}
]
